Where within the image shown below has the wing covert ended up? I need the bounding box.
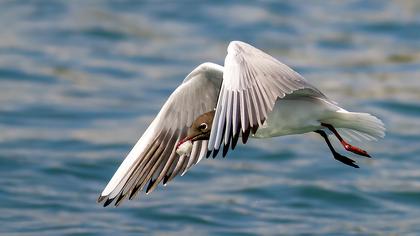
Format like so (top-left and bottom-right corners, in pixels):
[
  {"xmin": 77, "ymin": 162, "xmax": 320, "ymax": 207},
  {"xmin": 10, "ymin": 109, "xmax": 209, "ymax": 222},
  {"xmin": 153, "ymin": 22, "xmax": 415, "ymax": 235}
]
[{"xmin": 208, "ymin": 41, "xmax": 326, "ymax": 155}]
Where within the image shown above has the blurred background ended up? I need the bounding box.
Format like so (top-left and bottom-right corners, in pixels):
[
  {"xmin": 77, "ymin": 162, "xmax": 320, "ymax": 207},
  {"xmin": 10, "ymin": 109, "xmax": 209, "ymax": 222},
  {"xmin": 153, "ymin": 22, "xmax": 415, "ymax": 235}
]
[{"xmin": 1, "ymin": 0, "xmax": 419, "ymax": 235}]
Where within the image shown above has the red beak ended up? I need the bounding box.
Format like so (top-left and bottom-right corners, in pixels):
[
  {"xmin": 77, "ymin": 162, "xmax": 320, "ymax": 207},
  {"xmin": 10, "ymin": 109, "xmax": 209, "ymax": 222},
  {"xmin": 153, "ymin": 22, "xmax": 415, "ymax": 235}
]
[{"xmin": 176, "ymin": 136, "xmax": 191, "ymax": 150}]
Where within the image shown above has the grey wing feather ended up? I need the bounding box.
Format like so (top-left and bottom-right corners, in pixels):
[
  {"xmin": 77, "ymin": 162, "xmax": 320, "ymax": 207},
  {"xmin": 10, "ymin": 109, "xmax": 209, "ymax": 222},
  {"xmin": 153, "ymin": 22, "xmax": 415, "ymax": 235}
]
[
  {"xmin": 208, "ymin": 41, "xmax": 327, "ymax": 154},
  {"xmin": 98, "ymin": 63, "xmax": 223, "ymax": 207}
]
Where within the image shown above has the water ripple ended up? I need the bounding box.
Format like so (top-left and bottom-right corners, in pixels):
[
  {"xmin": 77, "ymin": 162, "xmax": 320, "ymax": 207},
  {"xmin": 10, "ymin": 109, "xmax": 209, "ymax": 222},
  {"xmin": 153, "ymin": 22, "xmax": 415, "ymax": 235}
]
[{"xmin": 0, "ymin": 0, "xmax": 419, "ymax": 235}]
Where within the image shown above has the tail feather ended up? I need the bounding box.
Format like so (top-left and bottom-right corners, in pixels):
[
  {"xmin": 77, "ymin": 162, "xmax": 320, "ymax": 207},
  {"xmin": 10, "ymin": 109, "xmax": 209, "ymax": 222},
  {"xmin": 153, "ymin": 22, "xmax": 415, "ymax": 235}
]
[
  {"xmin": 322, "ymin": 111, "xmax": 385, "ymax": 141},
  {"xmin": 339, "ymin": 129, "xmax": 362, "ymax": 142}
]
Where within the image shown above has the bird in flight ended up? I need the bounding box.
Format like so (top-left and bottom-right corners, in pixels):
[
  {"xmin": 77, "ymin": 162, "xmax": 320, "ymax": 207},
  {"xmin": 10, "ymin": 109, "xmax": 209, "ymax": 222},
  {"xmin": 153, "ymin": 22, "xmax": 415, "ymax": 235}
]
[{"xmin": 98, "ymin": 41, "xmax": 385, "ymax": 207}]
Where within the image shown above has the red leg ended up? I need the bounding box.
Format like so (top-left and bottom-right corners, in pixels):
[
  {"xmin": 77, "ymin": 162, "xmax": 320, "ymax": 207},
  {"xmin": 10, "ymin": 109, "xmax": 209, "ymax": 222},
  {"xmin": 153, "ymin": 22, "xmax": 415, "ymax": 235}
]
[
  {"xmin": 314, "ymin": 130, "xmax": 359, "ymax": 168},
  {"xmin": 321, "ymin": 123, "xmax": 371, "ymax": 158}
]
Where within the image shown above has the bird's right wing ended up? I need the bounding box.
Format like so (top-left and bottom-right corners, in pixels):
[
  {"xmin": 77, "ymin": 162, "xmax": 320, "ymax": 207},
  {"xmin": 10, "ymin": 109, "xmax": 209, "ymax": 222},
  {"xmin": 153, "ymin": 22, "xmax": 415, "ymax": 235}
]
[
  {"xmin": 208, "ymin": 41, "xmax": 326, "ymax": 156},
  {"xmin": 98, "ymin": 63, "xmax": 223, "ymax": 207}
]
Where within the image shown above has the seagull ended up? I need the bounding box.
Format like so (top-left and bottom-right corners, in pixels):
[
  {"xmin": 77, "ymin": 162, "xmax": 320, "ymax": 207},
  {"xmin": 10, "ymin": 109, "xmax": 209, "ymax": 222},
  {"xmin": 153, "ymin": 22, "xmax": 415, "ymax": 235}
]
[{"xmin": 98, "ymin": 41, "xmax": 385, "ymax": 207}]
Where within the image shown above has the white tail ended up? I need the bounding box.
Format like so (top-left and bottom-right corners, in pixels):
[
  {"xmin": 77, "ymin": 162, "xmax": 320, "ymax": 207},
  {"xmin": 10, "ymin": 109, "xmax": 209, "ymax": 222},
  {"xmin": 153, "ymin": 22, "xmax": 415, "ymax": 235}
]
[{"xmin": 322, "ymin": 110, "xmax": 385, "ymax": 141}]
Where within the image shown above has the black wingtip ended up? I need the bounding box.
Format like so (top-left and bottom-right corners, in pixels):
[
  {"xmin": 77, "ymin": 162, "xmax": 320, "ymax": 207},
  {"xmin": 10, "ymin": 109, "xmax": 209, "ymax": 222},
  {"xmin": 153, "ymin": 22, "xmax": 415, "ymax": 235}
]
[
  {"xmin": 97, "ymin": 195, "xmax": 106, "ymax": 203},
  {"xmin": 129, "ymin": 185, "xmax": 141, "ymax": 200},
  {"xmin": 251, "ymin": 125, "xmax": 259, "ymax": 135},
  {"xmin": 222, "ymin": 145, "xmax": 229, "ymax": 157},
  {"xmin": 163, "ymin": 174, "xmax": 170, "ymax": 185},
  {"xmin": 206, "ymin": 150, "xmax": 212, "ymax": 158},
  {"xmin": 232, "ymin": 131, "xmax": 240, "ymax": 150},
  {"xmin": 146, "ymin": 179, "xmax": 156, "ymax": 194},
  {"xmin": 222, "ymin": 136, "xmax": 232, "ymax": 158},
  {"xmin": 242, "ymin": 128, "xmax": 251, "ymax": 144},
  {"xmin": 232, "ymin": 120, "xmax": 241, "ymax": 150},
  {"xmin": 115, "ymin": 194, "xmax": 126, "ymax": 207},
  {"xmin": 212, "ymin": 148, "xmax": 219, "ymax": 158},
  {"xmin": 103, "ymin": 197, "xmax": 114, "ymax": 207}
]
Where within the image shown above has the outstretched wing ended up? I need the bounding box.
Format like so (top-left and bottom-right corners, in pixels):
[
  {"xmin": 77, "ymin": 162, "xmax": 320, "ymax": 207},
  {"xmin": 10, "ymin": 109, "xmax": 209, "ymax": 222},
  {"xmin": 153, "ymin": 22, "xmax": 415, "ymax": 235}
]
[
  {"xmin": 208, "ymin": 41, "xmax": 326, "ymax": 156},
  {"xmin": 98, "ymin": 63, "xmax": 223, "ymax": 207}
]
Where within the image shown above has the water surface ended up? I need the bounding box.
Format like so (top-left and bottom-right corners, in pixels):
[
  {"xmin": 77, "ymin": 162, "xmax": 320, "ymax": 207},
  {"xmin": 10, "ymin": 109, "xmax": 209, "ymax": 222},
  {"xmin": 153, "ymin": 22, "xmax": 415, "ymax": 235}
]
[{"xmin": 1, "ymin": 1, "xmax": 420, "ymax": 235}]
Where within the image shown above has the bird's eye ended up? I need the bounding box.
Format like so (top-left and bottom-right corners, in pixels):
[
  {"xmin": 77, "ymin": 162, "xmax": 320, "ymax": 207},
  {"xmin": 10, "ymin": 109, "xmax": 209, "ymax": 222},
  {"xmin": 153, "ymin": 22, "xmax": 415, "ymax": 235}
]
[{"xmin": 198, "ymin": 123, "xmax": 208, "ymax": 130}]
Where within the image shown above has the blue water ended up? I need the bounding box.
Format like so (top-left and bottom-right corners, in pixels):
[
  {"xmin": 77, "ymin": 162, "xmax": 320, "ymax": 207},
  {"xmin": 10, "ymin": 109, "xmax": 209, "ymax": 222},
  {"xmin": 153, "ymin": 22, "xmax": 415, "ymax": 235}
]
[{"xmin": 1, "ymin": 0, "xmax": 420, "ymax": 235}]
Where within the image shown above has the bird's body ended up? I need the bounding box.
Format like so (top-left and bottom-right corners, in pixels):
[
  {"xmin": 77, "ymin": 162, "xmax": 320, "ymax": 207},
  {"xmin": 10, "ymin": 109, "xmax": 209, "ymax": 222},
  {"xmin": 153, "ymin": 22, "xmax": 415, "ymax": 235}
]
[
  {"xmin": 254, "ymin": 95, "xmax": 381, "ymax": 140},
  {"xmin": 254, "ymin": 96, "xmax": 336, "ymax": 138},
  {"xmin": 98, "ymin": 41, "xmax": 385, "ymax": 207}
]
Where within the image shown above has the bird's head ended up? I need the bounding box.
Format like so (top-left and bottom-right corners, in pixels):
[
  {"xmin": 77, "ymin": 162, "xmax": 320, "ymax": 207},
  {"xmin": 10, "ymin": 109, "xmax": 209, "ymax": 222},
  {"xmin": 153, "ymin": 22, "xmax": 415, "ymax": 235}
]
[{"xmin": 177, "ymin": 110, "xmax": 215, "ymax": 149}]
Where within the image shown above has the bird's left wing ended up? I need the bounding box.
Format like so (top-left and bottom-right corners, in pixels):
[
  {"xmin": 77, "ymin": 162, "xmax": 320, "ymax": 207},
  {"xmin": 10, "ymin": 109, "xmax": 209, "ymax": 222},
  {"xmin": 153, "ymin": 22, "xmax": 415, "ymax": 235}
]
[
  {"xmin": 98, "ymin": 63, "xmax": 223, "ymax": 207},
  {"xmin": 208, "ymin": 41, "xmax": 326, "ymax": 156}
]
